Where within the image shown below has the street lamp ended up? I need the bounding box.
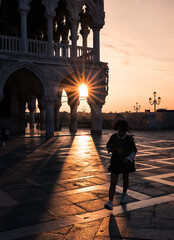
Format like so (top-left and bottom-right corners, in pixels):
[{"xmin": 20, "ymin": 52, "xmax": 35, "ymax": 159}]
[
  {"xmin": 134, "ymin": 102, "xmax": 141, "ymax": 112},
  {"xmin": 149, "ymin": 91, "xmax": 161, "ymax": 112}
]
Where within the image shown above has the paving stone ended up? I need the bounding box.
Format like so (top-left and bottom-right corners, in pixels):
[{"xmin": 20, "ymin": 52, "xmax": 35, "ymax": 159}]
[
  {"xmin": 6, "ymin": 187, "xmax": 47, "ymax": 200},
  {"xmin": 48, "ymin": 204, "xmax": 86, "ymax": 218},
  {"xmin": 128, "ymin": 211, "xmax": 155, "ymax": 228},
  {"xmin": 161, "ymin": 229, "xmax": 174, "ymax": 240},
  {"xmin": 125, "ymin": 227, "xmax": 162, "ymax": 240},
  {"xmin": 156, "ymin": 218, "xmax": 174, "ymax": 230},
  {"xmin": 39, "ymin": 184, "xmax": 66, "ymax": 193},
  {"xmin": 63, "ymin": 192, "xmax": 98, "ymax": 203},
  {"xmin": 76, "ymin": 198, "xmax": 106, "ymax": 212},
  {"xmin": 15, "ymin": 211, "xmax": 56, "ymax": 226},
  {"xmin": 65, "ymin": 219, "xmax": 102, "ymax": 240},
  {"xmin": 96, "ymin": 214, "xmax": 128, "ymax": 238}
]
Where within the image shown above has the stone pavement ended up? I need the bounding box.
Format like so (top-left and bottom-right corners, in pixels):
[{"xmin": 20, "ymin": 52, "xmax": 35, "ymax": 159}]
[{"xmin": 0, "ymin": 128, "xmax": 174, "ymax": 240}]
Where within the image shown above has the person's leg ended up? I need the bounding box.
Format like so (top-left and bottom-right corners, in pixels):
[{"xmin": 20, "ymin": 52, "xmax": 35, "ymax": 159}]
[
  {"xmin": 120, "ymin": 173, "xmax": 129, "ymax": 204},
  {"xmin": 123, "ymin": 173, "xmax": 129, "ymax": 193},
  {"xmin": 109, "ymin": 173, "xmax": 119, "ymax": 201},
  {"xmin": 105, "ymin": 173, "xmax": 119, "ymax": 210}
]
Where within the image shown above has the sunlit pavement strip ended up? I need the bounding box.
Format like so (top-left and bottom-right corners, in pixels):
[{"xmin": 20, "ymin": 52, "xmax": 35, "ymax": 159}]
[
  {"xmin": 144, "ymin": 173, "xmax": 174, "ymax": 187},
  {"xmin": 0, "ymin": 194, "xmax": 174, "ymax": 240}
]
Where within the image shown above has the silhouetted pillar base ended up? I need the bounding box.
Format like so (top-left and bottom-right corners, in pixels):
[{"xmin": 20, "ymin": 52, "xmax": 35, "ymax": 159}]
[
  {"xmin": 69, "ymin": 104, "xmax": 78, "ymax": 133},
  {"xmin": 90, "ymin": 103, "xmax": 103, "ymax": 134},
  {"xmin": 45, "ymin": 99, "xmax": 54, "ymax": 137},
  {"xmin": 54, "ymin": 102, "xmax": 61, "ymax": 131}
]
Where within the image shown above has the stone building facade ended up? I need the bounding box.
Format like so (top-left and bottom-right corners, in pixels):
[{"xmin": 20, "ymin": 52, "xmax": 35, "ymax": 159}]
[{"xmin": 0, "ymin": 0, "xmax": 108, "ymax": 136}]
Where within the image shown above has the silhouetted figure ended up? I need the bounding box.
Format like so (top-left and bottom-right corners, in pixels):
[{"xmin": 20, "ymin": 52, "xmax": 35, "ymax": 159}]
[{"xmin": 105, "ymin": 120, "xmax": 137, "ymax": 210}]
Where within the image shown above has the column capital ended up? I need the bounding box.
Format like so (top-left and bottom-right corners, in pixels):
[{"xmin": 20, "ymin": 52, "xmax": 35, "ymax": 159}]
[
  {"xmin": 18, "ymin": 3, "xmax": 30, "ymax": 14},
  {"xmin": 80, "ymin": 28, "xmax": 90, "ymax": 38},
  {"xmin": 47, "ymin": 12, "xmax": 56, "ymax": 19},
  {"xmin": 43, "ymin": 96, "xmax": 58, "ymax": 103}
]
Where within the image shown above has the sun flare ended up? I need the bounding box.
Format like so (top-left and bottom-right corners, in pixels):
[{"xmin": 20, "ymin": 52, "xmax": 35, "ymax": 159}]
[{"xmin": 79, "ymin": 83, "xmax": 88, "ymax": 98}]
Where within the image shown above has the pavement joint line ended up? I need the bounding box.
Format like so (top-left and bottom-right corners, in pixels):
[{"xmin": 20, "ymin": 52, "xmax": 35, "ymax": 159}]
[
  {"xmin": 50, "ymin": 183, "xmax": 150, "ymax": 201},
  {"xmin": 12, "ymin": 182, "xmax": 150, "ymax": 204},
  {"xmin": 0, "ymin": 194, "xmax": 174, "ymax": 240},
  {"xmin": 136, "ymin": 166, "xmax": 160, "ymax": 171},
  {"xmin": 146, "ymin": 172, "xmax": 174, "ymax": 179},
  {"xmin": 0, "ymin": 164, "xmax": 41, "ymax": 186},
  {"xmin": 149, "ymin": 160, "xmax": 174, "ymax": 165},
  {"xmin": 149, "ymin": 157, "xmax": 174, "ymax": 161},
  {"xmin": 144, "ymin": 173, "xmax": 174, "ymax": 187},
  {"xmin": 136, "ymin": 153, "xmax": 159, "ymax": 157},
  {"xmin": 0, "ymin": 189, "xmax": 18, "ymax": 207}
]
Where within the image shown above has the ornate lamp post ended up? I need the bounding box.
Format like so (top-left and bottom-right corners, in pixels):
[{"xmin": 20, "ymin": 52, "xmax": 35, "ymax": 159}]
[
  {"xmin": 149, "ymin": 91, "xmax": 161, "ymax": 112},
  {"xmin": 134, "ymin": 102, "xmax": 141, "ymax": 112}
]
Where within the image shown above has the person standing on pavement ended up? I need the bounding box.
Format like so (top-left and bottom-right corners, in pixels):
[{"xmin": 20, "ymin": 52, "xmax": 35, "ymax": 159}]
[{"xmin": 104, "ymin": 120, "xmax": 137, "ymax": 210}]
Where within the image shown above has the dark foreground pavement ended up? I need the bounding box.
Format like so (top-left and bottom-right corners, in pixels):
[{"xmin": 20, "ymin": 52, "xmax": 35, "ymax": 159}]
[{"xmin": 0, "ymin": 128, "xmax": 174, "ymax": 240}]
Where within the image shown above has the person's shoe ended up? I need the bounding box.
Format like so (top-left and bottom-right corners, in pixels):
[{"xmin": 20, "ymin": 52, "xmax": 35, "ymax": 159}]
[
  {"xmin": 104, "ymin": 201, "xmax": 113, "ymax": 210},
  {"xmin": 120, "ymin": 193, "xmax": 127, "ymax": 204}
]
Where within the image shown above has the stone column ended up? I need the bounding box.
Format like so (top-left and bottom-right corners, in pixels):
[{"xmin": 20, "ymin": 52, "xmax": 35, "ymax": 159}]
[
  {"xmin": 70, "ymin": 19, "xmax": 78, "ymax": 58},
  {"xmin": 54, "ymin": 101, "xmax": 61, "ymax": 131},
  {"xmin": 93, "ymin": 26, "xmax": 100, "ymax": 61},
  {"xmin": 89, "ymin": 102, "xmax": 103, "ymax": 134},
  {"xmin": 20, "ymin": 98, "xmax": 27, "ymax": 134},
  {"xmin": 28, "ymin": 97, "xmax": 36, "ymax": 129},
  {"xmin": 44, "ymin": 98, "xmax": 55, "ymax": 137},
  {"xmin": 80, "ymin": 28, "xmax": 90, "ymax": 57},
  {"xmin": 19, "ymin": 6, "xmax": 29, "ymax": 53},
  {"xmin": 68, "ymin": 98, "xmax": 79, "ymax": 133},
  {"xmin": 38, "ymin": 100, "xmax": 46, "ymax": 130},
  {"xmin": 47, "ymin": 14, "xmax": 54, "ymax": 56}
]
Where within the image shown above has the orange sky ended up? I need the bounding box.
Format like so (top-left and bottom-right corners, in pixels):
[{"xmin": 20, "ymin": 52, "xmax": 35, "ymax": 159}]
[
  {"xmin": 61, "ymin": 0, "xmax": 174, "ymax": 113},
  {"xmin": 101, "ymin": 0, "xmax": 174, "ymax": 113}
]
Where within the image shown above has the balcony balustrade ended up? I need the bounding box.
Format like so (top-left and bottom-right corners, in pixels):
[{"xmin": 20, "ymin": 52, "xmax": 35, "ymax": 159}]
[
  {"xmin": 0, "ymin": 35, "xmax": 94, "ymax": 60},
  {"xmin": 0, "ymin": 35, "xmax": 20, "ymax": 52}
]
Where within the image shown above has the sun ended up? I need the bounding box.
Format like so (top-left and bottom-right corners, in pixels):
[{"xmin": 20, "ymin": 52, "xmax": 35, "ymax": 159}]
[{"xmin": 79, "ymin": 83, "xmax": 88, "ymax": 98}]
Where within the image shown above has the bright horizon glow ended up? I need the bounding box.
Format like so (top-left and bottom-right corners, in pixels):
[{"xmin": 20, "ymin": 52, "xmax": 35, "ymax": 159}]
[{"xmin": 79, "ymin": 83, "xmax": 88, "ymax": 98}]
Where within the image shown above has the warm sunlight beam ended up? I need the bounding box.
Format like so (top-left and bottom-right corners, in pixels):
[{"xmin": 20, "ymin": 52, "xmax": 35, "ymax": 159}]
[{"xmin": 79, "ymin": 84, "xmax": 88, "ymax": 98}]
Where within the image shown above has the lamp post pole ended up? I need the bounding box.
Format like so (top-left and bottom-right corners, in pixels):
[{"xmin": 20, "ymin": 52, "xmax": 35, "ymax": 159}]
[
  {"xmin": 134, "ymin": 102, "xmax": 141, "ymax": 112},
  {"xmin": 149, "ymin": 91, "xmax": 161, "ymax": 112}
]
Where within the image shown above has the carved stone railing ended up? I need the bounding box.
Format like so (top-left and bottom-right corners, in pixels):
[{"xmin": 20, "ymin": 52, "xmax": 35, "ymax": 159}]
[
  {"xmin": 0, "ymin": 35, "xmax": 20, "ymax": 52},
  {"xmin": 53, "ymin": 43, "xmax": 71, "ymax": 58},
  {"xmin": 77, "ymin": 46, "xmax": 94, "ymax": 60},
  {"xmin": 28, "ymin": 39, "xmax": 47, "ymax": 55},
  {"xmin": 0, "ymin": 35, "xmax": 94, "ymax": 60}
]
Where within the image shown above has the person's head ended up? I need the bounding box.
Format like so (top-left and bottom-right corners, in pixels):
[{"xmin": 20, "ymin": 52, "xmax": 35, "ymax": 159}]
[{"xmin": 114, "ymin": 120, "xmax": 129, "ymax": 136}]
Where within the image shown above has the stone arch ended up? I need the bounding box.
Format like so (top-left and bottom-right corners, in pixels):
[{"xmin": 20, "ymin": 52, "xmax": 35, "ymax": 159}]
[
  {"xmin": 0, "ymin": 61, "xmax": 47, "ymax": 97},
  {"xmin": 66, "ymin": 0, "xmax": 97, "ymax": 23},
  {"xmin": 0, "ymin": 62, "xmax": 47, "ymax": 134},
  {"xmin": 27, "ymin": 0, "xmax": 47, "ymax": 40}
]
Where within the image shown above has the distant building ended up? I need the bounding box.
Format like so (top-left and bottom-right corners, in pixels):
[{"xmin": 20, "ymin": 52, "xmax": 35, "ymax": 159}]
[{"xmin": 101, "ymin": 111, "xmax": 174, "ymax": 130}]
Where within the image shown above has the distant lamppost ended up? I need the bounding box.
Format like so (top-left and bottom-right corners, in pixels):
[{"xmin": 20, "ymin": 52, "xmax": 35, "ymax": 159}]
[
  {"xmin": 149, "ymin": 91, "xmax": 161, "ymax": 112},
  {"xmin": 134, "ymin": 102, "xmax": 141, "ymax": 112}
]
